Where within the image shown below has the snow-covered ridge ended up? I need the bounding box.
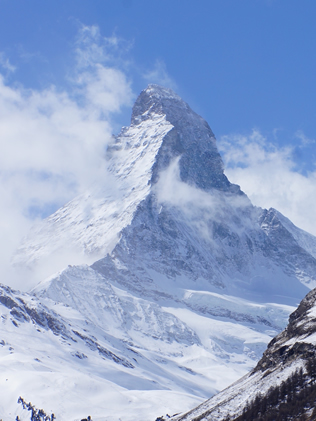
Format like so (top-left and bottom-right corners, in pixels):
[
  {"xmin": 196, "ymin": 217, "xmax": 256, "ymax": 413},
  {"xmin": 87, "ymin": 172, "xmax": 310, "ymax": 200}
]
[{"xmin": 1, "ymin": 273, "xmax": 282, "ymax": 421}]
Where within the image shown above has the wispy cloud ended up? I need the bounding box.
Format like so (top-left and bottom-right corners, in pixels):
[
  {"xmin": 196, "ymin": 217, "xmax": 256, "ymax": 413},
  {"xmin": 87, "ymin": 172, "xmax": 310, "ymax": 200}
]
[
  {"xmin": 143, "ymin": 59, "xmax": 177, "ymax": 90},
  {"xmin": 0, "ymin": 52, "xmax": 16, "ymax": 73},
  {"xmin": 74, "ymin": 24, "xmax": 133, "ymax": 70},
  {"xmin": 218, "ymin": 130, "xmax": 316, "ymax": 236},
  {"xmin": 155, "ymin": 157, "xmax": 251, "ymax": 243},
  {"xmin": 71, "ymin": 24, "xmax": 134, "ymax": 116},
  {"xmin": 295, "ymin": 130, "xmax": 315, "ymax": 146}
]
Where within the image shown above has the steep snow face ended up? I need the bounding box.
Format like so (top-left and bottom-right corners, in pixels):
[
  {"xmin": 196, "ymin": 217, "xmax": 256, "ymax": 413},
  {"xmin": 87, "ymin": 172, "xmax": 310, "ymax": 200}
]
[
  {"xmin": 91, "ymin": 190, "xmax": 312, "ymax": 304},
  {"xmin": 171, "ymin": 288, "xmax": 316, "ymax": 421}
]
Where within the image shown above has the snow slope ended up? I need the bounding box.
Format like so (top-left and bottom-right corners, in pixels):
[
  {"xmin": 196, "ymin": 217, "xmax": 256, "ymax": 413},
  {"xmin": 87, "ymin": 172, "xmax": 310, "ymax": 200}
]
[
  {"xmin": 171, "ymin": 287, "xmax": 316, "ymax": 420},
  {"xmin": 12, "ymin": 111, "xmax": 173, "ymax": 276},
  {"xmin": 1, "ymin": 276, "xmax": 288, "ymax": 421}
]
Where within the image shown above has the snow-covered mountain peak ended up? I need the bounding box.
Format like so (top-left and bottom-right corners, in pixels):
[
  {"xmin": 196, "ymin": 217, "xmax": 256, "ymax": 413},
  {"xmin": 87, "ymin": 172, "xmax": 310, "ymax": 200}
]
[
  {"xmin": 131, "ymin": 84, "xmax": 192, "ymax": 124},
  {"xmin": 129, "ymin": 84, "xmax": 240, "ymax": 193},
  {"xmin": 13, "ymin": 86, "xmax": 243, "ymax": 275},
  {"xmin": 12, "ymin": 85, "xmax": 316, "ymax": 298}
]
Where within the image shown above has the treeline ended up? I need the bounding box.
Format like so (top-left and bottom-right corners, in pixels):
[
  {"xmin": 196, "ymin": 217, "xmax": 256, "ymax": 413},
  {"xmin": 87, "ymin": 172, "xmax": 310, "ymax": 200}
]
[
  {"xmin": 17, "ymin": 397, "xmax": 92, "ymax": 421},
  {"xmin": 224, "ymin": 358, "xmax": 316, "ymax": 421},
  {"xmin": 17, "ymin": 397, "xmax": 55, "ymax": 421}
]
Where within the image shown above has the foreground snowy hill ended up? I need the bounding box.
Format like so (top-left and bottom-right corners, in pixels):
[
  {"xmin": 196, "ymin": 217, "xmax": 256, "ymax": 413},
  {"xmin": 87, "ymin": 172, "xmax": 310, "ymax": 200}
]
[
  {"xmin": 0, "ymin": 282, "xmax": 205, "ymax": 420},
  {"xmin": 171, "ymin": 287, "xmax": 316, "ymax": 420},
  {"xmin": 1, "ymin": 275, "xmax": 290, "ymax": 421},
  {"xmin": 2, "ymin": 85, "xmax": 316, "ymax": 420}
]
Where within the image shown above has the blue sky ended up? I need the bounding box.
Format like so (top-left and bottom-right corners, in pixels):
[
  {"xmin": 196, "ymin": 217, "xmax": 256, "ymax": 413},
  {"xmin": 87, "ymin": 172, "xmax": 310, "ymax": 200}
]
[
  {"xmin": 0, "ymin": 0, "xmax": 316, "ymax": 273},
  {"xmin": 1, "ymin": 0, "xmax": 316, "ymax": 149}
]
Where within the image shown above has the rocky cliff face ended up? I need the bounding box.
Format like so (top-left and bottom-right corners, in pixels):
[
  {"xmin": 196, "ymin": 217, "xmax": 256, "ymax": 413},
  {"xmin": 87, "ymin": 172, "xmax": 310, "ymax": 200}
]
[
  {"xmin": 132, "ymin": 85, "xmax": 236, "ymax": 192},
  {"xmin": 255, "ymin": 288, "xmax": 316, "ymax": 373},
  {"xmin": 171, "ymin": 288, "xmax": 316, "ymax": 421}
]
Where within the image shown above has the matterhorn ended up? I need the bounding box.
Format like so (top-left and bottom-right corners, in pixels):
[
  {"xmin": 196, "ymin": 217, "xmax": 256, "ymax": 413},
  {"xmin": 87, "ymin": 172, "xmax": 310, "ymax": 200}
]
[{"xmin": 2, "ymin": 85, "xmax": 316, "ymax": 421}]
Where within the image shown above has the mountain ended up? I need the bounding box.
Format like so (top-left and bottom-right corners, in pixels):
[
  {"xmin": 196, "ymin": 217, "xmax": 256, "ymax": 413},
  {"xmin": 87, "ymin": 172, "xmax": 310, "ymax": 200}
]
[
  {"xmin": 13, "ymin": 86, "xmax": 316, "ymax": 297},
  {"xmin": 2, "ymin": 85, "xmax": 316, "ymax": 420},
  {"xmin": 171, "ymin": 287, "xmax": 316, "ymax": 421}
]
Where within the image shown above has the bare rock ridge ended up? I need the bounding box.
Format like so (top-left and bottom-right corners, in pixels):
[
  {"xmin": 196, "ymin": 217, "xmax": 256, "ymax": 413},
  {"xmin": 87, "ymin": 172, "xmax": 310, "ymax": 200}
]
[
  {"xmin": 255, "ymin": 287, "xmax": 316, "ymax": 373},
  {"xmin": 131, "ymin": 84, "xmax": 239, "ymax": 193},
  {"xmin": 170, "ymin": 287, "xmax": 316, "ymax": 421}
]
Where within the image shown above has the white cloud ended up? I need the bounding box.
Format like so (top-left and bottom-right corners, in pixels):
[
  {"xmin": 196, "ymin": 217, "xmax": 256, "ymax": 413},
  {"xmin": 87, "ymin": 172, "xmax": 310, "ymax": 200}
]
[
  {"xmin": 74, "ymin": 24, "xmax": 132, "ymax": 70},
  {"xmin": 76, "ymin": 65, "xmax": 132, "ymax": 115},
  {"xmin": 0, "ymin": 26, "xmax": 134, "ymax": 289},
  {"xmin": 0, "ymin": 23, "xmax": 183, "ymax": 291},
  {"xmin": 218, "ymin": 130, "xmax": 316, "ymax": 236},
  {"xmin": 295, "ymin": 130, "xmax": 315, "ymax": 146},
  {"xmin": 155, "ymin": 157, "xmax": 251, "ymax": 243},
  {"xmin": 0, "ymin": 52, "xmax": 16, "ymax": 73}
]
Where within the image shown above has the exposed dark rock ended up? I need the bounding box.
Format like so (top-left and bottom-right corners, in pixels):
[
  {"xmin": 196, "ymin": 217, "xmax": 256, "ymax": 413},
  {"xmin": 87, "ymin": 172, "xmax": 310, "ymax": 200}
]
[{"xmin": 72, "ymin": 330, "xmax": 134, "ymax": 368}]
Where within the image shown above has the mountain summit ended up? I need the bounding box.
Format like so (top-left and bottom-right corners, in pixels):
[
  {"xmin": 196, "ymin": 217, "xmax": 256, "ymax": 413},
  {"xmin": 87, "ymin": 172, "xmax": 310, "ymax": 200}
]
[
  {"xmin": 131, "ymin": 84, "xmax": 236, "ymax": 192},
  {"xmin": 4, "ymin": 85, "xmax": 316, "ymax": 420},
  {"xmin": 13, "ymin": 84, "xmax": 241, "ymax": 275}
]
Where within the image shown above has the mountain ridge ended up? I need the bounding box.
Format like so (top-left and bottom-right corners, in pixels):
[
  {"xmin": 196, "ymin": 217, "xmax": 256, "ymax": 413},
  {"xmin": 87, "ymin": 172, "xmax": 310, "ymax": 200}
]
[{"xmin": 170, "ymin": 287, "xmax": 316, "ymax": 421}]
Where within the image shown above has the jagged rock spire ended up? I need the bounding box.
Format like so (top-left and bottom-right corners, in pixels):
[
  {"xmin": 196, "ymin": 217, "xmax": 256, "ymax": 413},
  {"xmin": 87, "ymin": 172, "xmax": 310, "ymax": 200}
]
[{"xmin": 132, "ymin": 84, "xmax": 241, "ymax": 192}]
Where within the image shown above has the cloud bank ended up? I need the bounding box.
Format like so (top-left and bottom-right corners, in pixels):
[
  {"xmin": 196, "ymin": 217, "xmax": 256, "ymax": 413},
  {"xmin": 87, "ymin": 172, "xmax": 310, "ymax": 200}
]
[{"xmin": 0, "ymin": 25, "xmax": 133, "ymax": 288}]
